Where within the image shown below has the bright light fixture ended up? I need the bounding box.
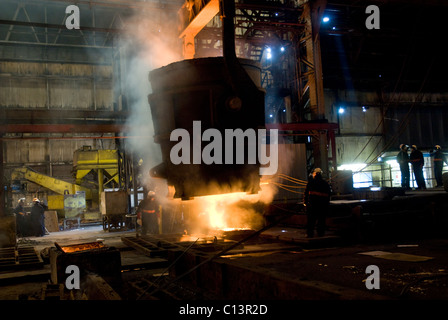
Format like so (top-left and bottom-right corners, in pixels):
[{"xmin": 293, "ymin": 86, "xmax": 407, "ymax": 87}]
[
  {"xmin": 338, "ymin": 163, "xmax": 367, "ymax": 172},
  {"xmin": 266, "ymin": 47, "xmax": 272, "ymax": 59}
]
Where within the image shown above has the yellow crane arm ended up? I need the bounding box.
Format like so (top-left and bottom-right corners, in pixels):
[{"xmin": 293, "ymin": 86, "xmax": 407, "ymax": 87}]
[{"xmin": 12, "ymin": 167, "xmax": 92, "ymax": 199}]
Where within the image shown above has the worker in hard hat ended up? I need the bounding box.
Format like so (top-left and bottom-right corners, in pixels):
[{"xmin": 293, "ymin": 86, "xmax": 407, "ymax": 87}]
[
  {"xmin": 303, "ymin": 168, "xmax": 331, "ymax": 238},
  {"xmin": 430, "ymin": 145, "xmax": 447, "ymax": 187},
  {"xmin": 30, "ymin": 198, "xmax": 46, "ymax": 237},
  {"xmin": 409, "ymin": 145, "xmax": 426, "ymax": 190},
  {"xmin": 397, "ymin": 144, "xmax": 410, "ymax": 189},
  {"xmin": 136, "ymin": 191, "xmax": 160, "ymax": 235}
]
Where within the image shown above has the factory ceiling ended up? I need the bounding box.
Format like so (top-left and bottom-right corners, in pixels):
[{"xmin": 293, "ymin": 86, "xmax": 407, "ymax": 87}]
[
  {"xmin": 0, "ymin": 0, "xmax": 183, "ymax": 49},
  {"xmin": 321, "ymin": 0, "xmax": 447, "ymax": 93},
  {"xmin": 0, "ymin": 0, "xmax": 445, "ymax": 93}
]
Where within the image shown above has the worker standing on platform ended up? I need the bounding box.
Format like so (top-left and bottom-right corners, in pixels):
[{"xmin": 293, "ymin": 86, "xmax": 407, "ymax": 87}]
[
  {"xmin": 409, "ymin": 145, "xmax": 426, "ymax": 190},
  {"xmin": 397, "ymin": 144, "xmax": 410, "ymax": 189},
  {"xmin": 303, "ymin": 168, "xmax": 331, "ymax": 238},
  {"xmin": 136, "ymin": 191, "xmax": 160, "ymax": 235},
  {"xmin": 430, "ymin": 145, "xmax": 448, "ymax": 187}
]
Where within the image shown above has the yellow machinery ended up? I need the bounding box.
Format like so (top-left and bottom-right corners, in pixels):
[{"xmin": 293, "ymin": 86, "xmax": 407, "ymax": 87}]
[
  {"xmin": 11, "ymin": 167, "xmax": 94, "ymax": 201},
  {"xmin": 11, "ymin": 147, "xmax": 121, "ymax": 221},
  {"xmin": 73, "ymin": 146, "xmax": 120, "ymax": 196},
  {"xmin": 11, "ymin": 167, "xmax": 95, "ymax": 224}
]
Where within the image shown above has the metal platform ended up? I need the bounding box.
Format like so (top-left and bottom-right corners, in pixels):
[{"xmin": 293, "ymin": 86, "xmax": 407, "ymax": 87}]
[
  {"xmin": 121, "ymin": 234, "xmax": 244, "ymax": 258},
  {"xmin": 0, "ymin": 246, "xmax": 44, "ymax": 272}
]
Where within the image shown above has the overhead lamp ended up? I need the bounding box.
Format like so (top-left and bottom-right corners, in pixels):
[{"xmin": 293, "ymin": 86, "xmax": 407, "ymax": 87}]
[
  {"xmin": 323, "ymin": 16, "xmax": 330, "ymax": 23},
  {"xmin": 266, "ymin": 47, "xmax": 272, "ymax": 59}
]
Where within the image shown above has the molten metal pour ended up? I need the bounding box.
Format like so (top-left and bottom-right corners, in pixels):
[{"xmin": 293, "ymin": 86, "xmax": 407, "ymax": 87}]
[
  {"xmin": 188, "ymin": 192, "xmax": 266, "ymax": 232},
  {"xmin": 55, "ymin": 241, "xmax": 106, "ymax": 253}
]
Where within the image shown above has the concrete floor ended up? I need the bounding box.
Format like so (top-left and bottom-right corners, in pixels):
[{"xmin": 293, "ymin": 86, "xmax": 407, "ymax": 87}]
[{"xmin": 0, "ymin": 221, "xmax": 447, "ymax": 302}]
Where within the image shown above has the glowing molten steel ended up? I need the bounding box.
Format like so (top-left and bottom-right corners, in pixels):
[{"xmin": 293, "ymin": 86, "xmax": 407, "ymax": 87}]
[
  {"xmin": 194, "ymin": 192, "xmax": 266, "ymax": 232},
  {"xmin": 56, "ymin": 242, "xmax": 106, "ymax": 253}
]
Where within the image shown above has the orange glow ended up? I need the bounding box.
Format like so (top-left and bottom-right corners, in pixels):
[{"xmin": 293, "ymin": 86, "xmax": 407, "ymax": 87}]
[
  {"xmin": 194, "ymin": 192, "xmax": 265, "ymax": 231},
  {"xmin": 59, "ymin": 242, "xmax": 105, "ymax": 253}
]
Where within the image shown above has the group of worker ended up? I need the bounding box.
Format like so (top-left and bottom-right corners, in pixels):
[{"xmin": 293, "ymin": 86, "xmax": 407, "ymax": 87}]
[
  {"xmin": 303, "ymin": 144, "xmax": 448, "ymax": 238},
  {"xmin": 13, "ymin": 190, "xmax": 161, "ymax": 238},
  {"xmin": 397, "ymin": 144, "xmax": 447, "ymax": 189},
  {"xmin": 14, "ymin": 198, "xmax": 46, "ymax": 237}
]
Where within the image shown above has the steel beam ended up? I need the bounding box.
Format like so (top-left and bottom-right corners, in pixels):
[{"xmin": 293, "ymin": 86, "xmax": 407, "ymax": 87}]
[
  {"xmin": 0, "ymin": 124, "xmax": 129, "ymax": 134},
  {"xmin": 266, "ymin": 122, "xmax": 338, "ymax": 131},
  {"xmin": 0, "ymin": 109, "xmax": 129, "ymax": 122},
  {"xmin": 0, "ymin": 19, "xmax": 123, "ymax": 34},
  {"xmin": 179, "ymin": 0, "xmax": 220, "ymax": 59},
  {"xmin": 0, "ymin": 134, "xmax": 4, "ymax": 217}
]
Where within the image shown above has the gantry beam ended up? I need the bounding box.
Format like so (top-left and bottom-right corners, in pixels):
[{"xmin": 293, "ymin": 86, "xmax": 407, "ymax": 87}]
[
  {"xmin": 0, "ymin": 124, "xmax": 128, "ymax": 134},
  {"xmin": 178, "ymin": 0, "xmax": 220, "ymax": 59}
]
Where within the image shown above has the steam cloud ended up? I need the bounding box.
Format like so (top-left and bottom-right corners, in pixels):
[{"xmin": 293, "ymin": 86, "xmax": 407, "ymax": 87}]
[{"xmin": 117, "ymin": 9, "xmax": 182, "ymax": 195}]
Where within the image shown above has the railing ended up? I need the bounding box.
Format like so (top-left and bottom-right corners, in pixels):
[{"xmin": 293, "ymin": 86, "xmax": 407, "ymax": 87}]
[{"xmin": 348, "ymin": 161, "xmax": 447, "ymax": 189}]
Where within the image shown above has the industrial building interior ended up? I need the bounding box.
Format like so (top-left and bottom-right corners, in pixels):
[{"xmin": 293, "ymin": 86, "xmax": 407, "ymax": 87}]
[{"xmin": 0, "ymin": 0, "xmax": 448, "ymax": 309}]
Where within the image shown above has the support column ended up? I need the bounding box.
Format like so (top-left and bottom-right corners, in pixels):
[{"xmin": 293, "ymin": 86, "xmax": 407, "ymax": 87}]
[
  {"xmin": 0, "ymin": 135, "xmax": 4, "ymax": 216},
  {"xmin": 302, "ymin": 0, "xmax": 328, "ymax": 175},
  {"xmin": 181, "ymin": 33, "xmax": 195, "ymax": 59},
  {"xmin": 98, "ymin": 168, "xmax": 104, "ymax": 210}
]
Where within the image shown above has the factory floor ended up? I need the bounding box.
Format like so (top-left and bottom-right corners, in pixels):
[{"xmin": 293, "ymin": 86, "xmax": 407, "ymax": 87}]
[
  {"xmin": 0, "ymin": 223, "xmax": 447, "ymax": 299},
  {"xmin": 0, "ymin": 203, "xmax": 447, "ymax": 320}
]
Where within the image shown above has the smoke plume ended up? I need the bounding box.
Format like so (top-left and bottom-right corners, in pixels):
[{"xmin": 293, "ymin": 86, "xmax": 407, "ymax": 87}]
[{"xmin": 117, "ymin": 9, "xmax": 182, "ymax": 194}]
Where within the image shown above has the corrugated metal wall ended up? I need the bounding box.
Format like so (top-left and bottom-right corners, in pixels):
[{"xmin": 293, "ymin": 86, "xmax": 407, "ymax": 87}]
[
  {"xmin": 4, "ymin": 138, "xmax": 116, "ymax": 165},
  {"xmin": 0, "ymin": 61, "xmax": 113, "ymax": 109}
]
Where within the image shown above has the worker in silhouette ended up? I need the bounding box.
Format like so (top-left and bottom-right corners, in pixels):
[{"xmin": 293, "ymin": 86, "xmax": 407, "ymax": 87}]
[
  {"xmin": 14, "ymin": 198, "xmax": 27, "ymax": 237},
  {"xmin": 430, "ymin": 145, "xmax": 448, "ymax": 187},
  {"xmin": 303, "ymin": 168, "xmax": 331, "ymax": 238},
  {"xmin": 136, "ymin": 191, "xmax": 160, "ymax": 235},
  {"xmin": 397, "ymin": 144, "xmax": 410, "ymax": 189},
  {"xmin": 409, "ymin": 145, "xmax": 426, "ymax": 190},
  {"xmin": 30, "ymin": 198, "xmax": 46, "ymax": 237}
]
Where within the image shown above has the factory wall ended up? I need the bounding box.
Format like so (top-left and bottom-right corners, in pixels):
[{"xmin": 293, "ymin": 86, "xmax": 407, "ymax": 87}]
[
  {"xmin": 0, "ymin": 61, "xmax": 113, "ymax": 109},
  {"xmin": 4, "ymin": 137, "xmax": 117, "ymax": 205},
  {"xmin": 325, "ymin": 89, "xmax": 448, "ymax": 166},
  {"xmin": 0, "ymin": 58, "xmax": 116, "ymax": 204},
  {"xmin": 385, "ymin": 105, "xmax": 448, "ymax": 150},
  {"xmin": 325, "ymin": 89, "xmax": 384, "ymax": 165}
]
